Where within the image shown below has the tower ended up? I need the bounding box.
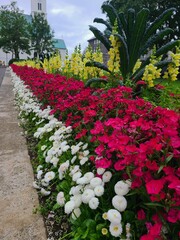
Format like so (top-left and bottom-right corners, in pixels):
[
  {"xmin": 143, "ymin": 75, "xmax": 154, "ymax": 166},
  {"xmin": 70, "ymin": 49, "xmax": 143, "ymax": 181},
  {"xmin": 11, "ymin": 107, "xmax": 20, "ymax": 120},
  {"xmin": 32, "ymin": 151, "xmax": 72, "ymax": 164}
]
[{"xmin": 31, "ymin": 0, "xmax": 47, "ymax": 17}]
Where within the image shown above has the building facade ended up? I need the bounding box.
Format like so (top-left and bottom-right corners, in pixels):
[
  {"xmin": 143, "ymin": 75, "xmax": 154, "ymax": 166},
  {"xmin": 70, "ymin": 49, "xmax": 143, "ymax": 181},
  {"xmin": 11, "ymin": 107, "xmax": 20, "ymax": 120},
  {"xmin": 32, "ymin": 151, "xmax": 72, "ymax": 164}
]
[{"xmin": 0, "ymin": 0, "xmax": 67, "ymax": 65}]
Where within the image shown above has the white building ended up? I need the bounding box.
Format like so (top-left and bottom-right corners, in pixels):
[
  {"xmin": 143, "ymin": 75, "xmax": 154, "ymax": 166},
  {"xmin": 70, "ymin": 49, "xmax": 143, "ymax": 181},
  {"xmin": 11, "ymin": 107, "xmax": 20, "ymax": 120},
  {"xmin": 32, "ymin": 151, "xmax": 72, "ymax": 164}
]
[{"xmin": 0, "ymin": 0, "xmax": 67, "ymax": 65}]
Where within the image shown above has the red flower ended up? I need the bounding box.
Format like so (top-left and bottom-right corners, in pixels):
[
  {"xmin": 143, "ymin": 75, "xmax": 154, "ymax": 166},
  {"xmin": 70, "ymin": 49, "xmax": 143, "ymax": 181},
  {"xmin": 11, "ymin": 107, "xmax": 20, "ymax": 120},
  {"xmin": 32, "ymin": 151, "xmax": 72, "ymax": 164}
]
[{"xmin": 137, "ymin": 209, "xmax": 146, "ymax": 220}]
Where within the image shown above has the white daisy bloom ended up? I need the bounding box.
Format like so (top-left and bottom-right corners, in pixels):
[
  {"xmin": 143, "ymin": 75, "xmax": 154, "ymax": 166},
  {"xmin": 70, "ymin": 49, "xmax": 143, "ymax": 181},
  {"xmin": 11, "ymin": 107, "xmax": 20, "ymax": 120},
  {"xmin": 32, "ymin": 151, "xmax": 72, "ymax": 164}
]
[
  {"xmin": 70, "ymin": 194, "xmax": 82, "ymax": 208},
  {"xmin": 97, "ymin": 168, "xmax": 106, "ymax": 175},
  {"xmin": 90, "ymin": 177, "xmax": 102, "ymax": 188},
  {"xmin": 40, "ymin": 188, "xmax": 51, "ymax": 196},
  {"xmin": 44, "ymin": 171, "xmax": 55, "ymax": 182},
  {"xmin": 112, "ymin": 195, "xmax": 127, "ymax": 212},
  {"xmin": 65, "ymin": 200, "xmax": 75, "ymax": 214},
  {"xmin": 71, "ymin": 208, "xmax": 81, "ymax": 220},
  {"xmin": 82, "ymin": 189, "xmax": 95, "ymax": 204},
  {"xmin": 37, "ymin": 170, "xmax": 43, "ymax": 180},
  {"xmin": 57, "ymin": 191, "xmax": 65, "ymax": 206},
  {"xmin": 37, "ymin": 165, "xmax": 43, "ymax": 172},
  {"xmin": 32, "ymin": 181, "xmax": 41, "ymax": 189},
  {"xmin": 102, "ymin": 171, "xmax": 112, "ymax": 183},
  {"xmin": 71, "ymin": 145, "xmax": 80, "ymax": 155},
  {"xmin": 80, "ymin": 157, "xmax": 88, "ymax": 165},
  {"xmin": 107, "ymin": 209, "xmax": 122, "ymax": 224},
  {"xmin": 109, "ymin": 222, "xmax": 123, "ymax": 237},
  {"xmin": 72, "ymin": 171, "xmax": 82, "ymax": 182},
  {"xmin": 83, "ymin": 172, "xmax": 94, "ymax": 183},
  {"xmin": 114, "ymin": 180, "xmax": 131, "ymax": 196},
  {"xmin": 94, "ymin": 185, "xmax": 104, "ymax": 197},
  {"xmin": 89, "ymin": 197, "xmax": 99, "ymax": 209}
]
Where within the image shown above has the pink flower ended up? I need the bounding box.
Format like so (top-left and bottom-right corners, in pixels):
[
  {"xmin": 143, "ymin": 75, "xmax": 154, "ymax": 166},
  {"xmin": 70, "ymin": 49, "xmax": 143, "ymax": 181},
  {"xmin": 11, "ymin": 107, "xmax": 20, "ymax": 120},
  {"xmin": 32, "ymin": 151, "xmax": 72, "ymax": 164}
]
[
  {"xmin": 146, "ymin": 179, "xmax": 164, "ymax": 195},
  {"xmin": 167, "ymin": 209, "xmax": 180, "ymax": 223}
]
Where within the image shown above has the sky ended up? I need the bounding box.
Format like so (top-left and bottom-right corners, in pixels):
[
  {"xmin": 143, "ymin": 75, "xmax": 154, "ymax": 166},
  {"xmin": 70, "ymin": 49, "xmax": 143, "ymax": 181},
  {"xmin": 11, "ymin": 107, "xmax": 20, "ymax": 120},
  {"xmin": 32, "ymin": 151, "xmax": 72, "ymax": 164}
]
[{"xmin": 0, "ymin": 0, "xmax": 106, "ymax": 54}]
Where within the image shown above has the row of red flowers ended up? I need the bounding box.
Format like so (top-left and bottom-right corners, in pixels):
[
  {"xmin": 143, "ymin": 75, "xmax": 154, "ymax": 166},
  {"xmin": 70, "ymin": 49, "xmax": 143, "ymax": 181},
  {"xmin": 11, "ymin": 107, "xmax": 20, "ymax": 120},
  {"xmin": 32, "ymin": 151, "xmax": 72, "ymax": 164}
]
[{"xmin": 11, "ymin": 64, "xmax": 180, "ymax": 239}]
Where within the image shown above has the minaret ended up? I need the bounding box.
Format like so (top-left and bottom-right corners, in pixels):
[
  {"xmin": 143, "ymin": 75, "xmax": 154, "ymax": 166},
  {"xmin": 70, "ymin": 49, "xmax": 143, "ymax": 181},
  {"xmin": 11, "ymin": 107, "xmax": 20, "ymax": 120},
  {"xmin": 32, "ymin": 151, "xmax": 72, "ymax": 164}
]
[{"xmin": 31, "ymin": 0, "xmax": 47, "ymax": 17}]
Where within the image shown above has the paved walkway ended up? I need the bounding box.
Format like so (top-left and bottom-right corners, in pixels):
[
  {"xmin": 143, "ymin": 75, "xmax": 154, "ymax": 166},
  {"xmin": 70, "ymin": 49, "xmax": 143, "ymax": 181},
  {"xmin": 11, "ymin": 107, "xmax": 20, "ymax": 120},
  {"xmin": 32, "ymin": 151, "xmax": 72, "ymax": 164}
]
[{"xmin": 0, "ymin": 68, "xmax": 47, "ymax": 240}]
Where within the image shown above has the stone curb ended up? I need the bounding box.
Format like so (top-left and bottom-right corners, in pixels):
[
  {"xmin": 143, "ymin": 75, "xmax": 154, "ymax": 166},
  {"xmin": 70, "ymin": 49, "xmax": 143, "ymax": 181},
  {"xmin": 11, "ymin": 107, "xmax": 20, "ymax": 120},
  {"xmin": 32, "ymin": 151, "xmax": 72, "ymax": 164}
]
[{"xmin": 0, "ymin": 68, "xmax": 47, "ymax": 240}]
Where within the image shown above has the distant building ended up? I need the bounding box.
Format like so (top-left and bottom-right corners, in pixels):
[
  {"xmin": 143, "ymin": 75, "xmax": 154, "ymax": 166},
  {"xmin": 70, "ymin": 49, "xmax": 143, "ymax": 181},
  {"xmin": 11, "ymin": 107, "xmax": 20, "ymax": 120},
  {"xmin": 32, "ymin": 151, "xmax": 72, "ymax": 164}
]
[
  {"xmin": 0, "ymin": 0, "xmax": 67, "ymax": 65},
  {"xmin": 88, "ymin": 37, "xmax": 109, "ymax": 65}
]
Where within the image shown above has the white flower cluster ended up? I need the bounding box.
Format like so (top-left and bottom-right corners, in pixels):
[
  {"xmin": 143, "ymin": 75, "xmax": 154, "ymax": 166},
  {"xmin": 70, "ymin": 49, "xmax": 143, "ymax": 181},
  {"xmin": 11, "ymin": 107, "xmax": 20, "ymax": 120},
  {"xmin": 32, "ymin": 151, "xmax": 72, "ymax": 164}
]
[{"xmin": 102, "ymin": 180, "xmax": 131, "ymax": 238}]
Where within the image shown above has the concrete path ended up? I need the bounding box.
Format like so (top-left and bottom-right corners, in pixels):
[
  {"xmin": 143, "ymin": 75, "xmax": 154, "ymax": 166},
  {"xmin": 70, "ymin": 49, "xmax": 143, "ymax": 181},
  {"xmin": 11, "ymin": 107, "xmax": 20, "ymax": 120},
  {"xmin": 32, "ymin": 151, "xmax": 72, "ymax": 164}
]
[{"xmin": 0, "ymin": 68, "xmax": 47, "ymax": 240}]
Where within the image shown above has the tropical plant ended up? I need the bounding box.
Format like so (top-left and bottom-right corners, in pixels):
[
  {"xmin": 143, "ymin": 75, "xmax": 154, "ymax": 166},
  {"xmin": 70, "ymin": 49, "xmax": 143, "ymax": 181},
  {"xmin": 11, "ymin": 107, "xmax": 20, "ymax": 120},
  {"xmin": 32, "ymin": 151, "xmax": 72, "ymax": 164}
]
[{"xmin": 86, "ymin": 3, "xmax": 180, "ymax": 85}]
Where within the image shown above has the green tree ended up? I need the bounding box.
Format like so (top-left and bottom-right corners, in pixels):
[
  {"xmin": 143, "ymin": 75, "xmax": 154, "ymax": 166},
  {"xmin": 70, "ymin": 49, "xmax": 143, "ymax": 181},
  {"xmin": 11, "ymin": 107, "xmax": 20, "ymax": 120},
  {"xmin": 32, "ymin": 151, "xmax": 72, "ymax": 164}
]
[
  {"xmin": 29, "ymin": 13, "xmax": 54, "ymax": 58},
  {"xmin": 104, "ymin": 0, "xmax": 180, "ymax": 42},
  {"xmin": 0, "ymin": 1, "xmax": 30, "ymax": 59}
]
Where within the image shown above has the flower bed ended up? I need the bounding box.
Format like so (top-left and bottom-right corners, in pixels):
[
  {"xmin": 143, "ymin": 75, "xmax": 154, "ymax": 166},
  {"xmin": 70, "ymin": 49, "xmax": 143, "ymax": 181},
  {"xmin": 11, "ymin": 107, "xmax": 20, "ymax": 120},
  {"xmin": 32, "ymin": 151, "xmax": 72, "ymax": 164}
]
[{"xmin": 11, "ymin": 64, "xmax": 180, "ymax": 240}]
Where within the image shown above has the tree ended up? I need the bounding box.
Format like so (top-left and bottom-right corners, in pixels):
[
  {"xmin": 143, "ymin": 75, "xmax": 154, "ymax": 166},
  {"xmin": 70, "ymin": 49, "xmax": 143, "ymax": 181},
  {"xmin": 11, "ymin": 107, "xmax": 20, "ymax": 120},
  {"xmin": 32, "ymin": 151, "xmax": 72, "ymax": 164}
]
[
  {"xmin": 104, "ymin": 0, "xmax": 180, "ymax": 42},
  {"xmin": 29, "ymin": 13, "xmax": 54, "ymax": 59},
  {"xmin": 0, "ymin": 1, "xmax": 30, "ymax": 59},
  {"xmin": 86, "ymin": 3, "xmax": 179, "ymax": 82}
]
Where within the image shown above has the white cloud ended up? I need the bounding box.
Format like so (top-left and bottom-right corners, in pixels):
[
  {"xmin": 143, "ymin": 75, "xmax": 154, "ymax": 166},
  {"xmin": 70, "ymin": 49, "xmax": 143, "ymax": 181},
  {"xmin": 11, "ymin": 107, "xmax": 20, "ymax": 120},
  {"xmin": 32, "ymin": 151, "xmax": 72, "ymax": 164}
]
[{"xmin": 50, "ymin": 4, "xmax": 81, "ymax": 18}]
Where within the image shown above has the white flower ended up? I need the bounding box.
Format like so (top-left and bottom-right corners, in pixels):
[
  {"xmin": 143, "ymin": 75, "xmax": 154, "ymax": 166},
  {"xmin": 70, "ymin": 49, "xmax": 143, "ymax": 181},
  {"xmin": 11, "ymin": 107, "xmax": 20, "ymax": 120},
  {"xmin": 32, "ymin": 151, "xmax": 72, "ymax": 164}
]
[
  {"xmin": 71, "ymin": 208, "xmax": 81, "ymax": 220},
  {"xmin": 65, "ymin": 200, "xmax": 75, "ymax": 214},
  {"xmin": 97, "ymin": 168, "xmax": 106, "ymax": 175},
  {"xmin": 112, "ymin": 195, "xmax": 127, "ymax": 212},
  {"xmin": 72, "ymin": 171, "xmax": 82, "ymax": 182},
  {"xmin": 37, "ymin": 170, "xmax": 43, "ymax": 179},
  {"xmin": 90, "ymin": 177, "xmax": 102, "ymax": 188},
  {"xmin": 37, "ymin": 165, "xmax": 43, "ymax": 172},
  {"xmin": 70, "ymin": 165, "xmax": 80, "ymax": 176},
  {"xmin": 107, "ymin": 209, "xmax": 122, "ymax": 224},
  {"xmin": 82, "ymin": 143, "xmax": 88, "ymax": 150},
  {"xmin": 50, "ymin": 156, "xmax": 59, "ymax": 167},
  {"xmin": 80, "ymin": 157, "xmax": 88, "ymax": 165},
  {"xmin": 58, "ymin": 160, "xmax": 69, "ymax": 173},
  {"xmin": 102, "ymin": 171, "xmax": 112, "ymax": 183},
  {"xmin": 32, "ymin": 181, "xmax": 41, "ymax": 189},
  {"xmin": 71, "ymin": 145, "xmax": 80, "ymax": 155},
  {"xmin": 70, "ymin": 194, "xmax": 82, "ymax": 208},
  {"xmin": 44, "ymin": 171, "xmax": 55, "ymax": 182},
  {"xmin": 89, "ymin": 197, "xmax": 99, "ymax": 209},
  {"xmin": 71, "ymin": 156, "xmax": 77, "ymax": 164},
  {"xmin": 69, "ymin": 185, "xmax": 82, "ymax": 195},
  {"xmin": 84, "ymin": 172, "xmax": 94, "ymax": 183},
  {"xmin": 57, "ymin": 192, "xmax": 65, "ymax": 206},
  {"xmin": 40, "ymin": 188, "xmax": 51, "ymax": 196},
  {"xmin": 109, "ymin": 222, "xmax": 123, "ymax": 237},
  {"xmin": 114, "ymin": 180, "xmax": 130, "ymax": 196},
  {"xmin": 76, "ymin": 177, "xmax": 88, "ymax": 185},
  {"xmin": 41, "ymin": 179, "xmax": 49, "ymax": 187},
  {"xmin": 94, "ymin": 185, "xmax": 104, "ymax": 197},
  {"xmin": 82, "ymin": 189, "xmax": 95, "ymax": 204}
]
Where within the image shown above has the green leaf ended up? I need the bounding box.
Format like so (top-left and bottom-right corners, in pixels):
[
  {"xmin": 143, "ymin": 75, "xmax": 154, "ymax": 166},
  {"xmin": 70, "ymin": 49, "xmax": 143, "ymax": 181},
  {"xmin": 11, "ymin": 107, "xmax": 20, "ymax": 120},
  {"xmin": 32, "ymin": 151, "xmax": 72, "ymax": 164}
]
[
  {"xmin": 144, "ymin": 8, "xmax": 176, "ymax": 43},
  {"xmin": 89, "ymin": 25, "xmax": 111, "ymax": 51},
  {"xmin": 144, "ymin": 202, "xmax": 164, "ymax": 208},
  {"xmin": 158, "ymin": 165, "xmax": 164, "ymax": 174},
  {"xmin": 140, "ymin": 28, "xmax": 174, "ymax": 55},
  {"xmin": 128, "ymin": 8, "xmax": 150, "ymax": 73},
  {"xmin": 85, "ymin": 61, "xmax": 111, "ymax": 72},
  {"xmin": 165, "ymin": 155, "xmax": 173, "ymax": 164},
  {"xmin": 155, "ymin": 40, "xmax": 180, "ymax": 57},
  {"xmin": 93, "ymin": 18, "xmax": 112, "ymax": 31},
  {"xmin": 114, "ymin": 33, "xmax": 129, "ymax": 79}
]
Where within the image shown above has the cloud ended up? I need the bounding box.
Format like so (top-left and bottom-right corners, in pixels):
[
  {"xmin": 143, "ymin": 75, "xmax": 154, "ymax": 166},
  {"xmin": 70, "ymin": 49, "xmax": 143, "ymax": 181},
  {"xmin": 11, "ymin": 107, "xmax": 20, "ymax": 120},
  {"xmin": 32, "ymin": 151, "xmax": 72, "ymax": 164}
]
[{"xmin": 50, "ymin": 4, "xmax": 82, "ymax": 18}]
